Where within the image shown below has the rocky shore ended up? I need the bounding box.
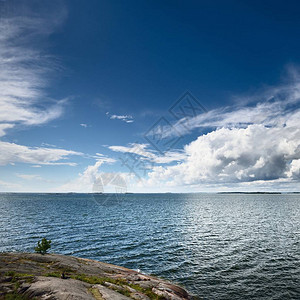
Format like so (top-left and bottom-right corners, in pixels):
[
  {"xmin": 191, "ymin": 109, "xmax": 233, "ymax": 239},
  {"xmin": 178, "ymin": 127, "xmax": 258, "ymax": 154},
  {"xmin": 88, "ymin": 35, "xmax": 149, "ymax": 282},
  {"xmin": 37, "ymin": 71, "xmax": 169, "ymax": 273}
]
[{"xmin": 0, "ymin": 252, "xmax": 195, "ymax": 299}]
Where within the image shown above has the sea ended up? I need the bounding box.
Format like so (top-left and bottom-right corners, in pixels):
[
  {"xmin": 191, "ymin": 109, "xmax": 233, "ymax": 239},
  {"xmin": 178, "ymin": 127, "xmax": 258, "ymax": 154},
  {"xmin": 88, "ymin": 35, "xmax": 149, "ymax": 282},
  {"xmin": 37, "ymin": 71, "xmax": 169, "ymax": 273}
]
[{"xmin": 0, "ymin": 193, "xmax": 299, "ymax": 299}]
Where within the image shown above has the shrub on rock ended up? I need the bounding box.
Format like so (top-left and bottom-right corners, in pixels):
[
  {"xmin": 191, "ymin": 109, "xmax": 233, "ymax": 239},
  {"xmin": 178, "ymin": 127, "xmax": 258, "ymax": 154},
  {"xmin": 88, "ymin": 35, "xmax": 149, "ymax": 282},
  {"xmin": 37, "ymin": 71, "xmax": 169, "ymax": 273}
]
[{"xmin": 35, "ymin": 238, "xmax": 51, "ymax": 255}]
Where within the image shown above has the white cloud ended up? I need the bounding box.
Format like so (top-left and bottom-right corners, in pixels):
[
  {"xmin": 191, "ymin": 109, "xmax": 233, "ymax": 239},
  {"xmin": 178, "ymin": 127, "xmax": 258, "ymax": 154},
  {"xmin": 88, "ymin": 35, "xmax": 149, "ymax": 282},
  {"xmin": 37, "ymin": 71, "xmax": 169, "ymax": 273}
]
[
  {"xmin": 287, "ymin": 159, "xmax": 300, "ymax": 179},
  {"xmin": 108, "ymin": 143, "xmax": 185, "ymax": 164},
  {"xmin": 58, "ymin": 156, "xmax": 117, "ymax": 192},
  {"xmin": 106, "ymin": 112, "xmax": 134, "ymax": 123},
  {"xmin": 143, "ymin": 118, "xmax": 300, "ymax": 190},
  {"xmin": 162, "ymin": 73, "xmax": 300, "ymax": 139},
  {"xmin": 41, "ymin": 142, "xmax": 58, "ymax": 148},
  {"xmin": 109, "ymin": 143, "xmax": 153, "ymax": 159},
  {"xmin": 0, "ymin": 141, "xmax": 82, "ymax": 166},
  {"xmin": 0, "ymin": 5, "xmax": 67, "ymax": 136},
  {"xmin": 0, "ymin": 123, "xmax": 14, "ymax": 137},
  {"xmin": 0, "ymin": 179, "xmax": 22, "ymax": 190},
  {"xmin": 80, "ymin": 123, "xmax": 88, "ymax": 128},
  {"xmin": 0, "ymin": 4, "xmax": 82, "ymax": 171},
  {"xmin": 16, "ymin": 173, "xmax": 42, "ymax": 180}
]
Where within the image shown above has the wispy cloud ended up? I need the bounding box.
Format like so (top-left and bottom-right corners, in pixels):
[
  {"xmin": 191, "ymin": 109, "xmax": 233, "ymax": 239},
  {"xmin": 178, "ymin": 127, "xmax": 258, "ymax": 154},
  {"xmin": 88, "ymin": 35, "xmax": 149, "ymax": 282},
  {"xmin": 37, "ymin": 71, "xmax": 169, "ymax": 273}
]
[
  {"xmin": 0, "ymin": 3, "xmax": 67, "ymax": 136},
  {"xmin": 108, "ymin": 143, "xmax": 185, "ymax": 164},
  {"xmin": 41, "ymin": 142, "xmax": 58, "ymax": 148},
  {"xmin": 0, "ymin": 124, "xmax": 14, "ymax": 137},
  {"xmin": 161, "ymin": 71, "xmax": 300, "ymax": 139},
  {"xmin": 80, "ymin": 123, "xmax": 88, "ymax": 128},
  {"xmin": 0, "ymin": 179, "xmax": 22, "ymax": 190},
  {"xmin": 0, "ymin": 3, "xmax": 82, "ymax": 169},
  {"xmin": 0, "ymin": 141, "xmax": 82, "ymax": 166},
  {"xmin": 16, "ymin": 173, "xmax": 42, "ymax": 180},
  {"xmin": 106, "ymin": 112, "xmax": 134, "ymax": 123}
]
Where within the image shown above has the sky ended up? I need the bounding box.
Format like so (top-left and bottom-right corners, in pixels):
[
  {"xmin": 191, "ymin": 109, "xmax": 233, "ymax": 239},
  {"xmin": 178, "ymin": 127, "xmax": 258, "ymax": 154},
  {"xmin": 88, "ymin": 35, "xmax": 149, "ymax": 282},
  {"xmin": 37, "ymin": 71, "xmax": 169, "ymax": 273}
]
[{"xmin": 0, "ymin": 0, "xmax": 300, "ymax": 193}]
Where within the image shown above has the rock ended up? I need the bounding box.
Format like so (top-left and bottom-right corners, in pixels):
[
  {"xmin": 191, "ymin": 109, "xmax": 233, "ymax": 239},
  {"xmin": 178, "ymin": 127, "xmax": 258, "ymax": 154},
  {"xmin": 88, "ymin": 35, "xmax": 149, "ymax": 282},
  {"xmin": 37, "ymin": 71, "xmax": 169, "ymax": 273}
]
[
  {"xmin": 130, "ymin": 291, "xmax": 151, "ymax": 300},
  {"xmin": 103, "ymin": 281, "xmax": 125, "ymax": 292},
  {"xmin": 0, "ymin": 252, "xmax": 194, "ymax": 299},
  {"xmin": 23, "ymin": 276, "xmax": 94, "ymax": 300},
  {"xmin": 94, "ymin": 284, "xmax": 131, "ymax": 299}
]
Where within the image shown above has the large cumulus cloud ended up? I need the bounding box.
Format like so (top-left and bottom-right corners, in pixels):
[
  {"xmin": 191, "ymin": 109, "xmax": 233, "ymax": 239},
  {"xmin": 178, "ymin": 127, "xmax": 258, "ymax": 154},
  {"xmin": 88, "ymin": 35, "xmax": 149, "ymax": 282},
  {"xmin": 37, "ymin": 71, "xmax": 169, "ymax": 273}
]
[{"xmin": 146, "ymin": 122, "xmax": 300, "ymax": 187}]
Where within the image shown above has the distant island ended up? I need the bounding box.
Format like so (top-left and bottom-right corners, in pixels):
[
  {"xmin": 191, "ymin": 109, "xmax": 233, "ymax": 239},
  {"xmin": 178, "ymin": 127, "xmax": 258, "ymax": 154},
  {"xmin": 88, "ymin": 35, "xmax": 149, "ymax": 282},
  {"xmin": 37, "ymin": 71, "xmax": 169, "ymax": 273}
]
[{"xmin": 218, "ymin": 192, "xmax": 282, "ymax": 194}]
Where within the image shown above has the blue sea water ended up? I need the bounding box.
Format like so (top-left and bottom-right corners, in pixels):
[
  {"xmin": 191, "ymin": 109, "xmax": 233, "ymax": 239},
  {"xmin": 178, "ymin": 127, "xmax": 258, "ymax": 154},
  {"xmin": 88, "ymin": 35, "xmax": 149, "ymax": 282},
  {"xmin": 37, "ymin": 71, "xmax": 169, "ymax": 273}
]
[{"xmin": 0, "ymin": 193, "xmax": 299, "ymax": 299}]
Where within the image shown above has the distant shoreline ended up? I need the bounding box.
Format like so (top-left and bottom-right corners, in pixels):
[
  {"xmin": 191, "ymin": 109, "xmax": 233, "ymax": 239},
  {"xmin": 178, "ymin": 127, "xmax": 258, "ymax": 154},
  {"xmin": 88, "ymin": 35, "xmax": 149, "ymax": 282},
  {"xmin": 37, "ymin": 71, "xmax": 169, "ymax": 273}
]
[
  {"xmin": 0, "ymin": 191, "xmax": 300, "ymax": 194},
  {"xmin": 1, "ymin": 191, "xmax": 300, "ymax": 194},
  {"xmin": 217, "ymin": 191, "xmax": 283, "ymax": 194}
]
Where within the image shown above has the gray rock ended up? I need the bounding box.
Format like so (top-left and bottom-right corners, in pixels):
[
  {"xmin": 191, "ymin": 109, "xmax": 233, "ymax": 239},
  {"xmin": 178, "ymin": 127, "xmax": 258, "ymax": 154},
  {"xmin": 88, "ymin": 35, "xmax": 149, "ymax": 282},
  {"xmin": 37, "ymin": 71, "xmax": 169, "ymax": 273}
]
[
  {"xmin": 23, "ymin": 276, "xmax": 94, "ymax": 300},
  {"xmin": 94, "ymin": 284, "xmax": 131, "ymax": 299},
  {"xmin": 0, "ymin": 252, "xmax": 194, "ymax": 299}
]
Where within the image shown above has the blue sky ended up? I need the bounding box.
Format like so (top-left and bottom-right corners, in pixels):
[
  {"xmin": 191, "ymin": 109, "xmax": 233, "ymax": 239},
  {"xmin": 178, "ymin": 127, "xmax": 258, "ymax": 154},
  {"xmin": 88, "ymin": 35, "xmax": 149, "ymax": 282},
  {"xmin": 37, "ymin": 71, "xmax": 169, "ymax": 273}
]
[{"xmin": 1, "ymin": 0, "xmax": 300, "ymax": 192}]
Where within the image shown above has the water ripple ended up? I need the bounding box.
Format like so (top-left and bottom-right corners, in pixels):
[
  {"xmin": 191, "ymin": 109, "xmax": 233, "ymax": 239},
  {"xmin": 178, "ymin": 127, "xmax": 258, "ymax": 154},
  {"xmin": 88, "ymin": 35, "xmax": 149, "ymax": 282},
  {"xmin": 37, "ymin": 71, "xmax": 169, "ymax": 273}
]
[{"xmin": 0, "ymin": 193, "xmax": 299, "ymax": 299}]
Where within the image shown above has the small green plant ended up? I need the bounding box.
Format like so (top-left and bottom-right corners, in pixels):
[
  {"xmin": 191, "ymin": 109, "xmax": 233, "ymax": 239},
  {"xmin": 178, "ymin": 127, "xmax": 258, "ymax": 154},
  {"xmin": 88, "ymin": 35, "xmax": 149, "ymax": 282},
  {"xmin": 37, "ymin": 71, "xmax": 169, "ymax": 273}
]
[
  {"xmin": 34, "ymin": 238, "xmax": 51, "ymax": 255},
  {"xmin": 5, "ymin": 271, "xmax": 16, "ymax": 277},
  {"xmin": 45, "ymin": 272, "xmax": 61, "ymax": 278}
]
